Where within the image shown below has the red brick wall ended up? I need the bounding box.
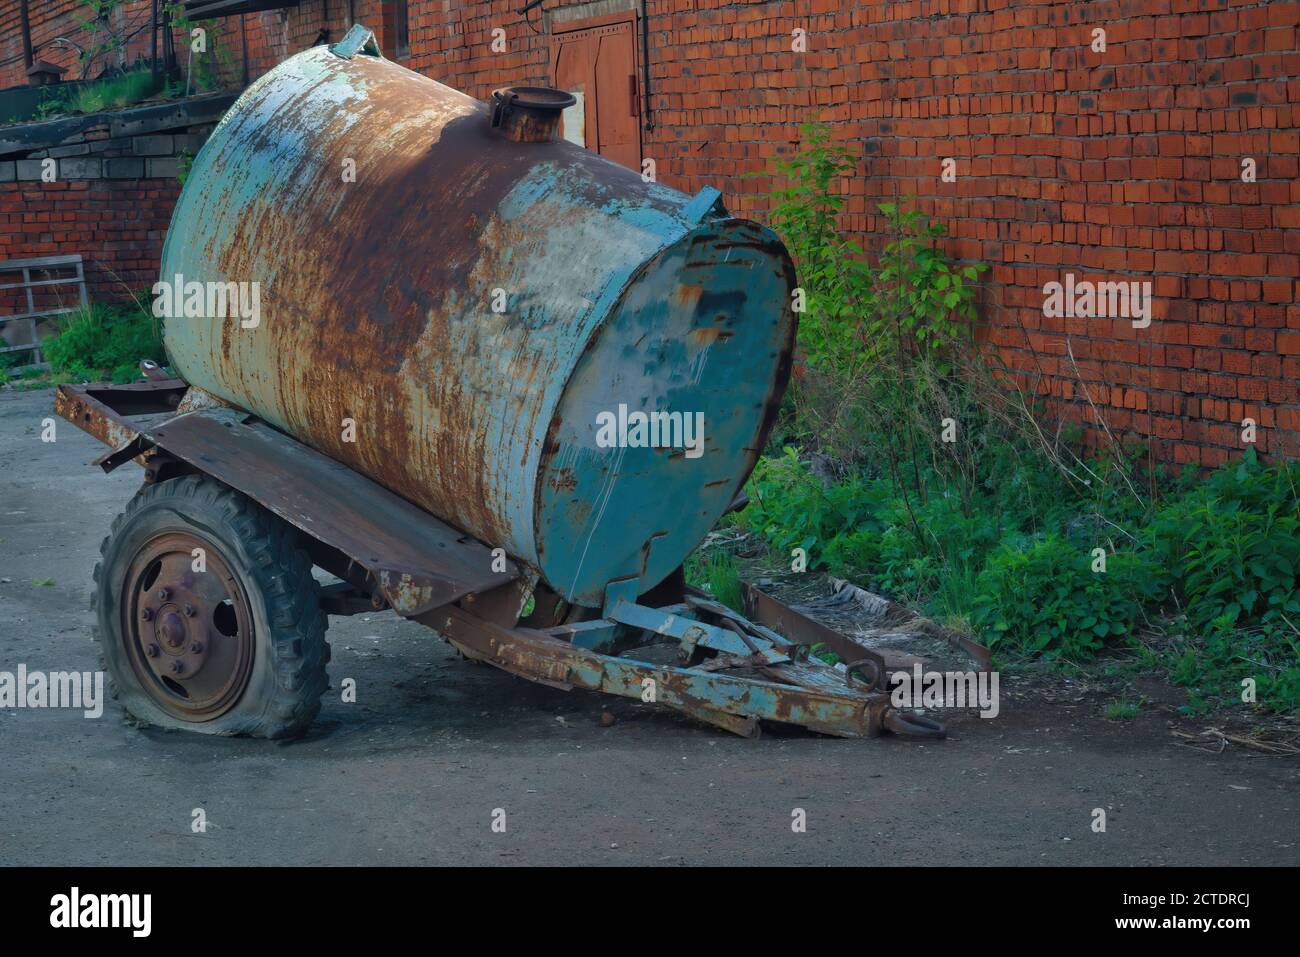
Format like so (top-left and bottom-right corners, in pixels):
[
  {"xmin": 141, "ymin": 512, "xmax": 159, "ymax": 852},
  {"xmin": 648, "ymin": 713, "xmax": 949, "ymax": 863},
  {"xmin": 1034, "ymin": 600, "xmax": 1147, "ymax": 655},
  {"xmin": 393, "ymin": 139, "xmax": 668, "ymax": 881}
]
[
  {"xmin": 397, "ymin": 0, "xmax": 1300, "ymax": 466},
  {"xmin": 5, "ymin": 0, "xmax": 1298, "ymax": 465},
  {"xmin": 0, "ymin": 177, "xmax": 178, "ymax": 301},
  {"xmin": 238, "ymin": 2, "xmax": 390, "ymax": 79}
]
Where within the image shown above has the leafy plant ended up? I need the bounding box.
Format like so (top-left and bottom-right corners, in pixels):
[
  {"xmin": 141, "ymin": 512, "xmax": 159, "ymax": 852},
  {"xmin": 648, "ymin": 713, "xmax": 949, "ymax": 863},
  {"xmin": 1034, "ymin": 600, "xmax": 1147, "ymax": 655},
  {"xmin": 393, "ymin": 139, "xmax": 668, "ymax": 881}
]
[
  {"xmin": 43, "ymin": 301, "xmax": 164, "ymax": 384},
  {"xmin": 768, "ymin": 125, "xmax": 988, "ymax": 380},
  {"xmin": 1144, "ymin": 447, "xmax": 1300, "ymax": 633},
  {"xmin": 870, "ymin": 201, "xmax": 985, "ymax": 370},
  {"xmin": 767, "ymin": 124, "xmax": 871, "ymax": 374},
  {"xmin": 33, "ymin": 87, "xmax": 70, "ymax": 121},
  {"xmin": 970, "ymin": 536, "xmax": 1154, "ymax": 660},
  {"xmin": 163, "ymin": 3, "xmax": 234, "ymax": 95},
  {"xmin": 1166, "ymin": 622, "xmax": 1300, "ymax": 715},
  {"xmin": 73, "ymin": 1, "xmax": 134, "ymax": 79},
  {"xmin": 728, "ymin": 122, "xmax": 1300, "ymax": 714}
]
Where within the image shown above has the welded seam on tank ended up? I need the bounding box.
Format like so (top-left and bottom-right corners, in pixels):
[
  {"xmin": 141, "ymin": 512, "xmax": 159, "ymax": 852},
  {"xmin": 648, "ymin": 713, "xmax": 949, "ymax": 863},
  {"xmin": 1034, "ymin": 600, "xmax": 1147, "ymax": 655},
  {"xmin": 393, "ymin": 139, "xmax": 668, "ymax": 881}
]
[
  {"xmin": 487, "ymin": 163, "xmax": 702, "ymax": 563},
  {"xmin": 564, "ymin": 443, "xmax": 627, "ymax": 603}
]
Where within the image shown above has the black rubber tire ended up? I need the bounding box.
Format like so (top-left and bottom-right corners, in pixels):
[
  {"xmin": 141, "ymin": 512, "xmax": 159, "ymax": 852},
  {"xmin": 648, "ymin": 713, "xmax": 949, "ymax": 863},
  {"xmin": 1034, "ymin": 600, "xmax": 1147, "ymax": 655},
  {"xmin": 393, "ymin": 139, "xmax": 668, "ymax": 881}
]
[{"xmin": 92, "ymin": 474, "xmax": 329, "ymax": 738}]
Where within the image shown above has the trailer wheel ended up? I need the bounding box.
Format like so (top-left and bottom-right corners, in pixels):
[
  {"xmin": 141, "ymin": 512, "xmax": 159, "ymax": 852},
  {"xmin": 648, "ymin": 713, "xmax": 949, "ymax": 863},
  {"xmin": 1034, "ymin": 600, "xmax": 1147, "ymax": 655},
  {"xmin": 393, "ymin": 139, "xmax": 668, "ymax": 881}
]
[{"xmin": 92, "ymin": 475, "xmax": 329, "ymax": 738}]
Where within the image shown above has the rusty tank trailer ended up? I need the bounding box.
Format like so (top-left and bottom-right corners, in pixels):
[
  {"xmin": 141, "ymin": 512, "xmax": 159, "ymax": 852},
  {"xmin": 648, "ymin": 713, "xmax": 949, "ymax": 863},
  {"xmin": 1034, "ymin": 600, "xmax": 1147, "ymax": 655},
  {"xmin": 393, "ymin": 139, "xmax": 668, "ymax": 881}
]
[
  {"xmin": 160, "ymin": 27, "xmax": 795, "ymax": 609},
  {"xmin": 55, "ymin": 25, "xmax": 944, "ymax": 742}
]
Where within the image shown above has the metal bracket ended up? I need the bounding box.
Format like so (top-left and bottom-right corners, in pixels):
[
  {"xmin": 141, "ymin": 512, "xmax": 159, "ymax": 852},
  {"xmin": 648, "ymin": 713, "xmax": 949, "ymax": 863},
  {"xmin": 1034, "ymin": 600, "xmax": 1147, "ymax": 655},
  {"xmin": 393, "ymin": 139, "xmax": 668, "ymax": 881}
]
[
  {"xmin": 330, "ymin": 24, "xmax": 382, "ymax": 60},
  {"xmin": 94, "ymin": 434, "xmax": 156, "ymax": 474},
  {"xmin": 602, "ymin": 577, "xmax": 642, "ymax": 618}
]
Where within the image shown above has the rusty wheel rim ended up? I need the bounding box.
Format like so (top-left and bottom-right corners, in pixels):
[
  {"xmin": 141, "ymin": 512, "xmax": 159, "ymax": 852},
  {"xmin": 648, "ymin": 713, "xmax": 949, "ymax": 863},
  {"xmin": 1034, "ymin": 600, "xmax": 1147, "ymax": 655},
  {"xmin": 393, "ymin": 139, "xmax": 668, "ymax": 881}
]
[{"xmin": 121, "ymin": 532, "xmax": 254, "ymax": 721}]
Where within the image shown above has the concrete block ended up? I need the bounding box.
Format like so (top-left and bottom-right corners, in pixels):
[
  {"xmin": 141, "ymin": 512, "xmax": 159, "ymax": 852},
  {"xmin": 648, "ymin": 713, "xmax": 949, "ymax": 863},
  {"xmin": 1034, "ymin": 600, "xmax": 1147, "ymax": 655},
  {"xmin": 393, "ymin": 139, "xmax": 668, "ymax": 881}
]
[
  {"xmin": 132, "ymin": 134, "xmax": 174, "ymax": 156},
  {"xmin": 57, "ymin": 157, "xmax": 102, "ymax": 179},
  {"xmin": 105, "ymin": 157, "xmax": 145, "ymax": 178},
  {"xmin": 146, "ymin": 157, "xmax": 179, "ymax": 178}
]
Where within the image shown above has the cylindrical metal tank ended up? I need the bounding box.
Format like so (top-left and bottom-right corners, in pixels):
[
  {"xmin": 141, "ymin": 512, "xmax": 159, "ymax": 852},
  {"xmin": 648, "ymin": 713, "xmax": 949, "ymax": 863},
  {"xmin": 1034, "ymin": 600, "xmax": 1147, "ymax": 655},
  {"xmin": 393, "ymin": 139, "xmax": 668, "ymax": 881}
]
[{"xmin": 160, "ymin": 26, "xmax": 796, "ymax": 608}]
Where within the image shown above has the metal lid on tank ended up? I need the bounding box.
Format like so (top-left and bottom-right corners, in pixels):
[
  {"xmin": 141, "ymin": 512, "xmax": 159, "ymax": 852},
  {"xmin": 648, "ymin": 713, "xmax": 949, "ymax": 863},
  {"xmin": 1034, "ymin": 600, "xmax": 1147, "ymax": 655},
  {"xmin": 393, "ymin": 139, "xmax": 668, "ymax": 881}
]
[{"xmin": 490, "ymin": 86, "xmax": 577, "ymax": 143}]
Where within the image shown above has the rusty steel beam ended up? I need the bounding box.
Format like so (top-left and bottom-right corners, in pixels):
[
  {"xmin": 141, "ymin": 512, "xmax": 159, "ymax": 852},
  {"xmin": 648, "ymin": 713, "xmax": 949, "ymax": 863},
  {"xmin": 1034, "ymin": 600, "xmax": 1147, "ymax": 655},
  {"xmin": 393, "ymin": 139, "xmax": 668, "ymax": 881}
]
[
  {"xmin": 54, "ymin": 381, "xmax": 185, "ymax": 459},
  {"xmin": 740, "ymin": 582, "xmax": 962, "ymax": 676}
]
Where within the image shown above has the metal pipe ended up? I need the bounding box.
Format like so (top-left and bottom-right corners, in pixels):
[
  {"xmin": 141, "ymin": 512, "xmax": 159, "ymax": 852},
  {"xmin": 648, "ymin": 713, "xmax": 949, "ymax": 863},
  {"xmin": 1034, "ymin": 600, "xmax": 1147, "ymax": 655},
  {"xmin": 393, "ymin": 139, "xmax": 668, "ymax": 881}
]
[
  {"xmin": 19, "ymin": 0, "xmax": 33, "ymax": 70},
  {"xmin": 150, "ymin": 0, "xmax": 158, "ymax": 88},
  {"xmin": 639, "ymin": 0, "xmax": 653, "ymax": 131},
  {"xmin": 162, "ymin": 4, "xmax": 176, "ymax": 79}
]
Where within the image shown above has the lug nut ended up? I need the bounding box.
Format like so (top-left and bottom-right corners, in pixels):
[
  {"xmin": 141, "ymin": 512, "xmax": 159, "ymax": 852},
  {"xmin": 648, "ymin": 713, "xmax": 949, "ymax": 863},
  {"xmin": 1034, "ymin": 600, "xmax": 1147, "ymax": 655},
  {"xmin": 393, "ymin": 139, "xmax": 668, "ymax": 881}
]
[
  {"xmin": 157, "ymin": 588, "xmax": 170, "ymax": 601},
  {"xmin": 145, "ymin": 643, "xmax": 160, "ymax": 658},
  {"xmin": 141, "ymin": 608, "xmax": 154, "ymax": 621},
  {"xmin": 170, "ymin": 660, "xmax": 185, "ymax": 675},
  {"xmin": 189, "ymin": 641, "xmax": 204, "ymax": 654},
  {"xmin": 183, "ymin": 604, "xmax": 196, "ymax": 617}
]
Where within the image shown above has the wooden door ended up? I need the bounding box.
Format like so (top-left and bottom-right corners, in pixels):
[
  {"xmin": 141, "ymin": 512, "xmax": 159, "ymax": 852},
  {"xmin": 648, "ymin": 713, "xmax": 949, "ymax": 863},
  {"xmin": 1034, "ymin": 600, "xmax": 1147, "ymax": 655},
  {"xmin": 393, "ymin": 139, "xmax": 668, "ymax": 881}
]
[{"xmin": 551, "ymin": 14, "xmax": 640, "ymax": 171}]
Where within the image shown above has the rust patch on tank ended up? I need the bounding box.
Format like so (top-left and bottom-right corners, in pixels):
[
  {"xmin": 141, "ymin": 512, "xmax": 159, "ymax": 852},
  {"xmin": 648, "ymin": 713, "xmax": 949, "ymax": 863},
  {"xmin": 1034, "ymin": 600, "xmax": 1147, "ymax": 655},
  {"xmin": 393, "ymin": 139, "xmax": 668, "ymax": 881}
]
[
  {"xmin": 176, "ymin": 48, "xmax": 694, "ymax": 565},
  {"xmin": 672, "ymin": 283, "xmax": 704, "ymax": 310}
]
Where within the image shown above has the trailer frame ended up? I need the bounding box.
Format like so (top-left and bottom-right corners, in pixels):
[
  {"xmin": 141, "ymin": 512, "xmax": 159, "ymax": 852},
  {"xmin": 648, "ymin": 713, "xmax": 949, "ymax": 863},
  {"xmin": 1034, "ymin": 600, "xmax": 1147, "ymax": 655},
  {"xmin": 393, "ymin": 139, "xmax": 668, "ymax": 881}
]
[{"xmin": 54, "ymin": 377, "xmax": 944, "ymax": 740}]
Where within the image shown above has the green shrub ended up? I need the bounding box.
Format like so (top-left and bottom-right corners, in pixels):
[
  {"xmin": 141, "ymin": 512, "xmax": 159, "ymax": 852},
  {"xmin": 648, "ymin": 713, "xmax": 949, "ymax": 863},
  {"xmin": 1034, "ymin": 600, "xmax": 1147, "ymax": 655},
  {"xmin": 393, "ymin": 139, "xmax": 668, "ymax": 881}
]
[
  {"xmin": 739, "ymin": 449, "xmax": 847, "ymax": 566},
  {"xmin": 1143, "ymin": 447, "xmax": 1300, "ymax": 633},
  {"xmin": 43, "ymin": 302, "xmax": 164, "ymax": 384},
  {"xmin": 768, "ymin": 124, "xmax": 985, "ymax": 379},
  {"xmin": 822, "ymin": 525, "xmax": 882, "ymax": 580},
  {"xmin": 718, "ymin": 436, "xmax": 1300, "ymax": 710},
  {"xmin": 766, "ymin": 123, "xmax": 867, "ymax": 375},
  {"xmin": 1169, "ymin": 624, "xmax": 1300, "ymax": 714},
  {"xmin": 970, "ymin": 536, "xmax": 1156, "ymax": 661},
  {"xmin": 868, "ymin": 202, "xmax": 984, "ymax": 373}
]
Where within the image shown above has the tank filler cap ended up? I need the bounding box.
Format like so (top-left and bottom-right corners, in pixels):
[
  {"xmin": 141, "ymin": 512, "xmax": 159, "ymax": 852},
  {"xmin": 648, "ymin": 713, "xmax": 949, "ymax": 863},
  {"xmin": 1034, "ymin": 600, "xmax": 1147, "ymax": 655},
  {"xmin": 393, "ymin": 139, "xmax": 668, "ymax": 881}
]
[{"xmin": 490, "ymin": 87, "xmax": 576, "ymax": 143}]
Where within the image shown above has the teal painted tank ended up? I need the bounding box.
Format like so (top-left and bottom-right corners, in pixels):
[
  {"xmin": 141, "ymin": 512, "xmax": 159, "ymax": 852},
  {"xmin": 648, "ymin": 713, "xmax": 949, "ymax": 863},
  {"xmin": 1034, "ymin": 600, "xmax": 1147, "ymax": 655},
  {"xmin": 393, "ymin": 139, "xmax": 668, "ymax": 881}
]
[{"xmin": 159, "ymin": 26, "xmax": 796, "ymax": 608}]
